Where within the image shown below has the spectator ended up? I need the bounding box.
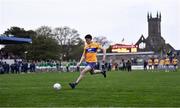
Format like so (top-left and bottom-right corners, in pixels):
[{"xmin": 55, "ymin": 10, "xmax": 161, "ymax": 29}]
[
  {"xmin": 66, "ymin": 62, "xmax": 69, "ymax": 72},
  {"xmin": 14, "ymin": 61, "xmax": 20, "ymax": 74},
  {"xmin": 115, "ymin": 63, "xmax": 118, "ymax": 71},
  {"xmin": 107, "ymin": 62, "xmax": 111, "ymax": 71},
  {"xmin": 30, "ymin": 61, "xmax": 36, "ymax": 72},
  {"xmin": 143, "ymin": 60, "xmax": 148, "ymax": 70},
  {"xmin": 10, "ymin": 63, "xmax": 15, "ymax": 74},
  {"xmin": 3, "ymin": 62, "xmax": 10, "ymax": 74},
  {"xmin": 122, "ymin": 59, "xmax": 126, "ymax": 71},
  {"xmin": 126, "ymin": 60, "xmax": 132, "ymax": 72}
]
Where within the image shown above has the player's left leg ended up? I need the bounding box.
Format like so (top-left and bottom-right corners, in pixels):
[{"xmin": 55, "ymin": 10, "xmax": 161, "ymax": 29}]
[{"xmin": 69, "ymin": 66, "xmax": 92, "ymax": 89}]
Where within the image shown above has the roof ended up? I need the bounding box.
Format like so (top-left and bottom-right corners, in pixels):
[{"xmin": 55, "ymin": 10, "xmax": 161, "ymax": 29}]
[
  {"xmin": 0, "ymin": 36, "xmax": 32, "ymax": 44},
  {"xmin": 112, "ymin": 44, "xmax": 138, "ymax": 48}
]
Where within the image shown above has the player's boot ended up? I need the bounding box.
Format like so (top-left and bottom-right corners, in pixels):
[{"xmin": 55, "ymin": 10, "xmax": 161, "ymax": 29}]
[{"xmin": 69, "ymin": 82, "xmax": 77, "ymax": 89}]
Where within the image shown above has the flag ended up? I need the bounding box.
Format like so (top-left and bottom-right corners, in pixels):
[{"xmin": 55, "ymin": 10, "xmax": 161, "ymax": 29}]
[{"xmin": 121, "ymin": 38, "xmax": 124, "ymax": 42}]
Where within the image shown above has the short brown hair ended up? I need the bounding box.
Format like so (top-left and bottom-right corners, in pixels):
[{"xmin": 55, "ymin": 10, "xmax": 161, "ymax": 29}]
[{"xmin": 85, "ymin": 34, "xmax": 92, "ymax": 40}]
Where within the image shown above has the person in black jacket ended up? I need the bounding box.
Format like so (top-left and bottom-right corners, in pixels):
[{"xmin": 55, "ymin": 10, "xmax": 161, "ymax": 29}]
[
  {"xmin": 144, "ymin": 60, "xmax": 148, "ymax": 70},
  {"xmin": 126, "ymin": 60, "xmax": 132, "ymax": 72}
]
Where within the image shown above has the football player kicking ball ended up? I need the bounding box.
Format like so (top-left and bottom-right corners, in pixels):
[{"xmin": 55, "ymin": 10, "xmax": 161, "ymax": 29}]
[{"xmin": 69, "ymin": 34, "xmax": 106, "ymax": 89}]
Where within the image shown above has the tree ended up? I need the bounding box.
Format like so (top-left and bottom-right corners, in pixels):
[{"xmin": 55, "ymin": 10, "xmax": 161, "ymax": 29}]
[
  {"xmin": 93, "ymin": 36, "xmax": 112, "ymax": 50},
  {"xmin": 35, "ymin": 26, "xmax": 52, "ymax": 37},
  {"xmin": 68, "ymin": 38, "xmax": 84, "ymax": 61},
  {"xmin": 4, "ymin": 26, "xmax": 30, "ymax": 38},
  {"xmin": 2, "ymin": 26, "xmax": 84, "ymax": 61},
  {"xmin": 106, "ymin": 45, "xmax": 112, "ymax": 53},
  {"xmin": 33, "ymin": 26, "xmax": 61, "ymax": 60},
  {"xmin": 27, "ymin": 36, "xmax": 60, "ymax": 60},
  {"xmin": 53, "ymin": 26, "xmax": 83, "ymax": 60},
  {"xmin": 2, "ymin": 27, "xmax": 34, "ymax": 58},
  {"xmin": 2, "ymin": 26, "xmax": 61, "ymax": 61}
]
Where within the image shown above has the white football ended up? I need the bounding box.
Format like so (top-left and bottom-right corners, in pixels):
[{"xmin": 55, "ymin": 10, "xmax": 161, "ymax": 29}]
[{"xmin": 53, "ymin": 83, "xmax": 62, "ymax": 90}]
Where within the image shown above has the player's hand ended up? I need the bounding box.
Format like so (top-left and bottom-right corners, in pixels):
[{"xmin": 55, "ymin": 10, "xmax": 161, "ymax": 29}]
[
  {"xmin": 102, "ymin": 58, "xmax": 105, "ymax": 63},
  {"xmin": 76, "ymin": 62, "xmax": 81, "ymax": 67}
]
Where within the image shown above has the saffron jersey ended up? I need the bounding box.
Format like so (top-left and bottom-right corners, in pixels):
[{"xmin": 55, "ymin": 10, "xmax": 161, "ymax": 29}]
[
  {"xmin": 148, "ymin": 59, "xmax": 153, "ymax": 65},
  {"xmin": 154, "ymin": 59, "xmax": 159, "ymax": 65},
  {"xmin": 164, "ymin": 58, "xmax": 170, "ymax": 65},
  {"xmin": 84, "ymin": 42, "xmax": 102, "ymax": 62}
]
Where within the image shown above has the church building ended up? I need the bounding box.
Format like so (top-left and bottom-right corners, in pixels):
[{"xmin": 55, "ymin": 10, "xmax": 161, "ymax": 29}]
[{"xmin": 135, "ymin": 12, "xmax": 175, "ymax": 53}]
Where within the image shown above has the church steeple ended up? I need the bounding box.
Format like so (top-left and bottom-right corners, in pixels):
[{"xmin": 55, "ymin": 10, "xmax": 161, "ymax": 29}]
[
  {"xmin": 147, "ymin": 12, "xmax": 161, "ymax": 36},
  {"xmin": 147, "ymin": 12, "xmax": 149, "ymax": 20},
  {"xmin": 150, "ymin": 13, "xmax": 152, "ymax": 18}
]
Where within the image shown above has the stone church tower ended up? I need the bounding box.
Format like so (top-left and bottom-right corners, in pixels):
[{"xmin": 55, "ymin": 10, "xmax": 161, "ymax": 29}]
[{"xmin": 136, "ymin": 12, "xmax": 174, "ymax": 53}]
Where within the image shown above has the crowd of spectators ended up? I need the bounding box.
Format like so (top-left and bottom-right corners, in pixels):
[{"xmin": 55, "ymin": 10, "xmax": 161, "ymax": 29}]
[
  {"xmin": 0, "ymin": 60, "xmax": 36, "ymax": 74},
  {"xmin": 0, "ymin": 50, "xmax": 179, "ymax": 74}
]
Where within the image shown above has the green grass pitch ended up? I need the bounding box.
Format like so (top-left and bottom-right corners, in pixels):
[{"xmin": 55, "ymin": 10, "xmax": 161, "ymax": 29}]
[{"xmin": 1, "ymin": 70, "xmax": 180, "ymax": 107}]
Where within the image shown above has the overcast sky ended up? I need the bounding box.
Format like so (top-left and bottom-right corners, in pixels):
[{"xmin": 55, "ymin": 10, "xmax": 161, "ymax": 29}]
[{"xmin": 0, "ymin": 0, "xmax": 180, "ymax": 49}]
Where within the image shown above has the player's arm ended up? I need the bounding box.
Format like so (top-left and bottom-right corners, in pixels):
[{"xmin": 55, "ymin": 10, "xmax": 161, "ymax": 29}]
[
  {"xmin": 100, "ymin": 47, "xmax": 106, "ymax": 62},
  {"xmin": 97, "ymin": 42, "xmax": 106, "ymax": 62},
  {"xmin": 77, "ymin": 50, "xmax": 85, "ymax": 66}
]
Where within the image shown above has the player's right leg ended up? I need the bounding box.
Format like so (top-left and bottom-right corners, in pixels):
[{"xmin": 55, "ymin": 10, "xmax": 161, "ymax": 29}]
[
  {"xmin": 165, "ymin": 65, "xmax": 169, "ymax": 72},
  {"xmin": 69, "ymin": 66, "xmax": 92, "ymax": 89}
]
